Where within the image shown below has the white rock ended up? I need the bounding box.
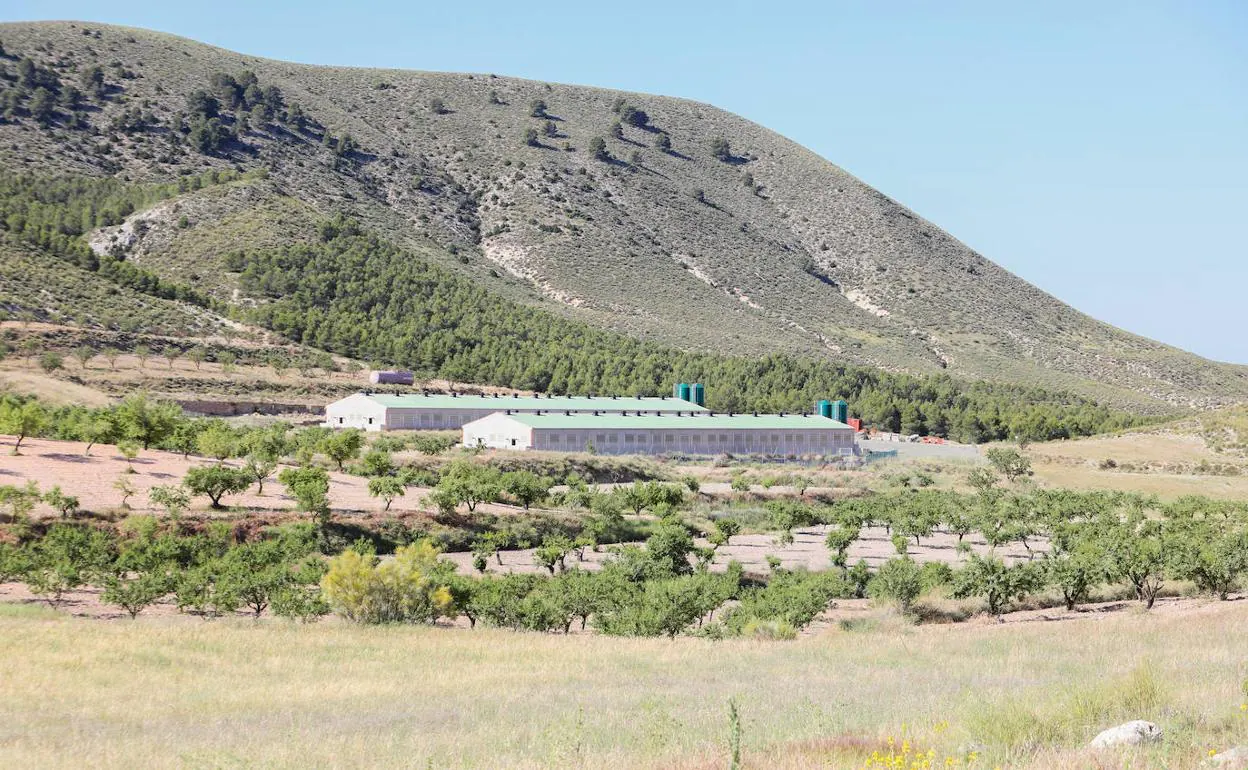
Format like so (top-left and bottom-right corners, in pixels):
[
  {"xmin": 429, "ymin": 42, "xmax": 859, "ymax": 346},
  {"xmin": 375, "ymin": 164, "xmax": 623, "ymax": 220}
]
[
  {"xmin": 1089, "ymin": 720, "xmax": 1162, "ymax": 748},
  {"xmin": 1205, "ymin": 746, "xmax": 1248, "ymax": 768}
]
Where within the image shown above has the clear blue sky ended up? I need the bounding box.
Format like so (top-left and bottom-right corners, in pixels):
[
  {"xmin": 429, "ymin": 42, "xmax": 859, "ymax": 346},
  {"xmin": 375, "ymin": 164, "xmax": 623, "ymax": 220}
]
[{"xmin": 9, "ymin": 1, "xmax": 1248, "ymax": 363}]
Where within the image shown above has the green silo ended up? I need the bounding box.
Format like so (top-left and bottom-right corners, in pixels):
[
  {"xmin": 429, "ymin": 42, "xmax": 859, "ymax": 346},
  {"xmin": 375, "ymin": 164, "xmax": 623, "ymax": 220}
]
[
  {"xmin": 676, "ymin": 383, "xmax": 692, "ymax": 403},
  {"xmin": 831, "ymin": 399, "xmax": 849, "ymax": 423},
  {"xmin": 817, "ymin": 399, "xmax": 831, "ymax": 418},
  {"xmin": 691, "ymin": 383, "xmax": 705, "ymax": 407}
]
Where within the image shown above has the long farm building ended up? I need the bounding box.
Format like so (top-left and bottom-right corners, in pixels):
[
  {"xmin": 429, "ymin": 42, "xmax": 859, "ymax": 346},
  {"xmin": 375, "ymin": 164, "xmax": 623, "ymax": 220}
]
[
  {"xmin": 462, "ymin": 412, "xmax": 858, "ymax": 457},
  {"xmin": 324, "ymin": 392, "xmax": 708, "ymax": 431}
]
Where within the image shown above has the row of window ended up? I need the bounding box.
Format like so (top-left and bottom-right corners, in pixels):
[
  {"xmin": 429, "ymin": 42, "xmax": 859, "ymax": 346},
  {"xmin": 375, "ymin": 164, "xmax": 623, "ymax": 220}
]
[
  {"xmin": 391, "ymin": 412, "xmax": 477, "ymax": 428},
  {"xmin": 538, "ymin": 431, "xmax": 851, "ymax": 447}
]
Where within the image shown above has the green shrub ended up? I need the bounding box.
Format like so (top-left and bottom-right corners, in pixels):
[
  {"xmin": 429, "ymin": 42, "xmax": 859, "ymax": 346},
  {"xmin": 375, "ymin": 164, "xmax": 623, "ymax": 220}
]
[
  {"xmin": 869, "ymin": 557, "xmax": 923, "ymax": 613},
  {"xmin": 278, "ymin": 466, "xmax": 331, "ymax": 520},
  {"xmin": 724, "ymin": 568, "xmax": 841, "ymax": 635},
  {"xmin": 101, "ymin": 570, "xmax": 170, "ymax": 618},
  {"xmin": 950, "ymin": 554, "xmax": 1042, "ymax": 616},
  {"xmin": 741, "ymin": 617, "xmax": 797, "ymax": 640},
  {"xmin": 272, "ymin": 584, "xmax": 330, "ymax": 622},
  {"xmin": 919, "ymin": 561, "xmax": 953, "ymax": 590}
]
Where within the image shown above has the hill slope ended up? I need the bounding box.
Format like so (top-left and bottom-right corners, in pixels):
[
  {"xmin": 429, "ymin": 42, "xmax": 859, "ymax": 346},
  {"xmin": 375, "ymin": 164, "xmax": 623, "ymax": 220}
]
[{"xmin": 1, "ymin": 20, "xmax": 1245, "ymax": 414}]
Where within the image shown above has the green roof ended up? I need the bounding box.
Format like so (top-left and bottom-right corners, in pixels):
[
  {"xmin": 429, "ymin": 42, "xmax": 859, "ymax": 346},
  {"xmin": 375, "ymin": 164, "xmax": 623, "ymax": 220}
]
[
  {"xmin": 362, "ymin": 393, "xmax": 708, "ymax": 411},
  {"xmin": 492, "ymin": 413, "xmax": 854, "ymax": 430}
]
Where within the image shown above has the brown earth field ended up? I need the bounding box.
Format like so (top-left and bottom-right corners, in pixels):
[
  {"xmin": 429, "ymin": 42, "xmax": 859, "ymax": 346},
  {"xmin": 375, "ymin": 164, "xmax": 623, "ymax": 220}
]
[
  {"xmin": 0, "ymin": 435, "xmax": 386, "ymax": 515},
  {"xmin": 2, "ymin": 436, "xmax": 1029, "ymax": 575}
]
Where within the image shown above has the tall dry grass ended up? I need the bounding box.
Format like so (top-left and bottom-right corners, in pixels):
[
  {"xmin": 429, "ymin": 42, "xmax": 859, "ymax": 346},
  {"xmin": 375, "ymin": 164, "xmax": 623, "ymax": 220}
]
[{"xmin": 0, "ymin": 602, "xmax": 1245, "ymax": 768}]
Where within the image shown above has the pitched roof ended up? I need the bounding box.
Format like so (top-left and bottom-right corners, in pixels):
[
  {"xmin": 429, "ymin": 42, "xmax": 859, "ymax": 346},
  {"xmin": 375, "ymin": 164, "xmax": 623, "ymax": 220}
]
[
  {"xmin": 482, "ymin": 412, "xmax": 854, "ymax": 430},
  {"xmin": 360, "ymin": 393, "xmax": 708, "ymax": 412}
]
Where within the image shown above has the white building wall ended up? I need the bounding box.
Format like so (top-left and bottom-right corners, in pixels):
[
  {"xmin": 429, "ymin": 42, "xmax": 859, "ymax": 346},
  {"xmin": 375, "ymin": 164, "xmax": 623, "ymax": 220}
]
[
  {"xmin": 323, "ymin": 394, "xmax": 389, "ymax": 432},
  {"xmin": 462, "ymin": 413, "xmax": 534, "ymax": 450}
]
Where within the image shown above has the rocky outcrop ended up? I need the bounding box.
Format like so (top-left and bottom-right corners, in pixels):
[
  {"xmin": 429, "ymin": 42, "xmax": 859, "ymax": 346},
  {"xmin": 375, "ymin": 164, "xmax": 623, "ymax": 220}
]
[{"xmin": 1089, "ymin": 720, "xmax": 1162, "ymax": 748}]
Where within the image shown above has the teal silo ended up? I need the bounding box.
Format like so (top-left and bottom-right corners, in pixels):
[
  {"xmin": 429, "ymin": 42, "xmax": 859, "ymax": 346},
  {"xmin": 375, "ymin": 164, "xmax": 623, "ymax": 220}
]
[{"xmin": 831, "ymin": 400, "xmax": 849, "ymax": 423}]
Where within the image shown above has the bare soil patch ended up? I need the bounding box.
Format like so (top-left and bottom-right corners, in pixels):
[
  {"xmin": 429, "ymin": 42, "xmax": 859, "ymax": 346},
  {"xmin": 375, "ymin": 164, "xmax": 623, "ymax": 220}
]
[{"xmin": 0, "ymin": 435, "xmax": 410, "ymax": 518}]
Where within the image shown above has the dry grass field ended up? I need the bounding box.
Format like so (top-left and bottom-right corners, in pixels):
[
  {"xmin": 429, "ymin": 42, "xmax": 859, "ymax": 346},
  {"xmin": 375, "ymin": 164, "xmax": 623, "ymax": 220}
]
[
  {"xmin": 1011, "ymin": 406, "xmax": 1248, "ymax": 501},
  {"xmin": 0, "ymin": 321, "xmax": 358, "ymax": 408},
  {"xmin": 0, "ymin": 600, "xmax": 1244, "ymax": 769}
]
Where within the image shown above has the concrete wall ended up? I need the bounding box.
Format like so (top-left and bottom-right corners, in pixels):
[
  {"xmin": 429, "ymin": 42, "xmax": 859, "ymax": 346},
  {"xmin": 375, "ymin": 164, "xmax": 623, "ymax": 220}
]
[
  {"xmin": 858, "ymin": 439, "xmax": 982, "ymax": 461},
  {"xmin": 180, "ymin": 400, "xmax": 319, "ymax": 417}
]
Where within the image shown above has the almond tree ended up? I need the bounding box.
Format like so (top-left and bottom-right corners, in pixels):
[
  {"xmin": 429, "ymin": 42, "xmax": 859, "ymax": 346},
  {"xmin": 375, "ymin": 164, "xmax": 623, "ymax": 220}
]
[
  {"xmin": 951, "ymin": 553, "xmax": 1042, "ymax": 616},
  {"xmin": 1100, "ymin": 515, "xmax": 1168, "ymax": 609},
  {"xmin": 367, "ymin": 475, "xmax": 404, "ymax": 511},
  {"xmin": 825, "ymin": 524, "xmax": 859, "ymax": 571},
  {"xmin": 501, "ymin": 470, "xmax": 552, "ymax": 510},
  {"xmin": 184, "ymin": 466, "xmax": 250, "ymax": 509},
  {"xmin": 76, "ymin": 412, "xmax": 117, "ymax": 456},
  {"xmin": 73, "ymin": 346, "xmax": 94, "ymax": 369},
  {"xmin": 0, "ymin": 399, "xmax": 47, "ymax": 455}
]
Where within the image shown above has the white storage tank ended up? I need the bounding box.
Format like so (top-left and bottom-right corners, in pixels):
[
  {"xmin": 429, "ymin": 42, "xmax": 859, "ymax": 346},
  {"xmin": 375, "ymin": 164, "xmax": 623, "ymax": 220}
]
[{"xmin": 369, "ymin": 370, "xmax": 415, "ymax": 385}]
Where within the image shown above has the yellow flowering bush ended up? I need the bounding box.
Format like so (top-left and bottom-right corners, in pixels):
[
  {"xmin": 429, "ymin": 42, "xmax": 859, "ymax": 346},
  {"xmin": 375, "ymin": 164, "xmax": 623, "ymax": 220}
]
[
  {"xmin": 321, "ymin": 540, "xmax": 453, "ymax": 623},
  {"xmin": 861, "ymin": 735, "xmax": 980, "ymax": 769}
]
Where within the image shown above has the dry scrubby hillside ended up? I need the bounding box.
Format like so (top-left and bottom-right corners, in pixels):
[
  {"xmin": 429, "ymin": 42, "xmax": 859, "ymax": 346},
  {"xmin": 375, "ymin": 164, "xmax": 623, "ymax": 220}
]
[{"xmin": 1, "ymin": 20, "xmax": 1245, "ymax": 414}]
